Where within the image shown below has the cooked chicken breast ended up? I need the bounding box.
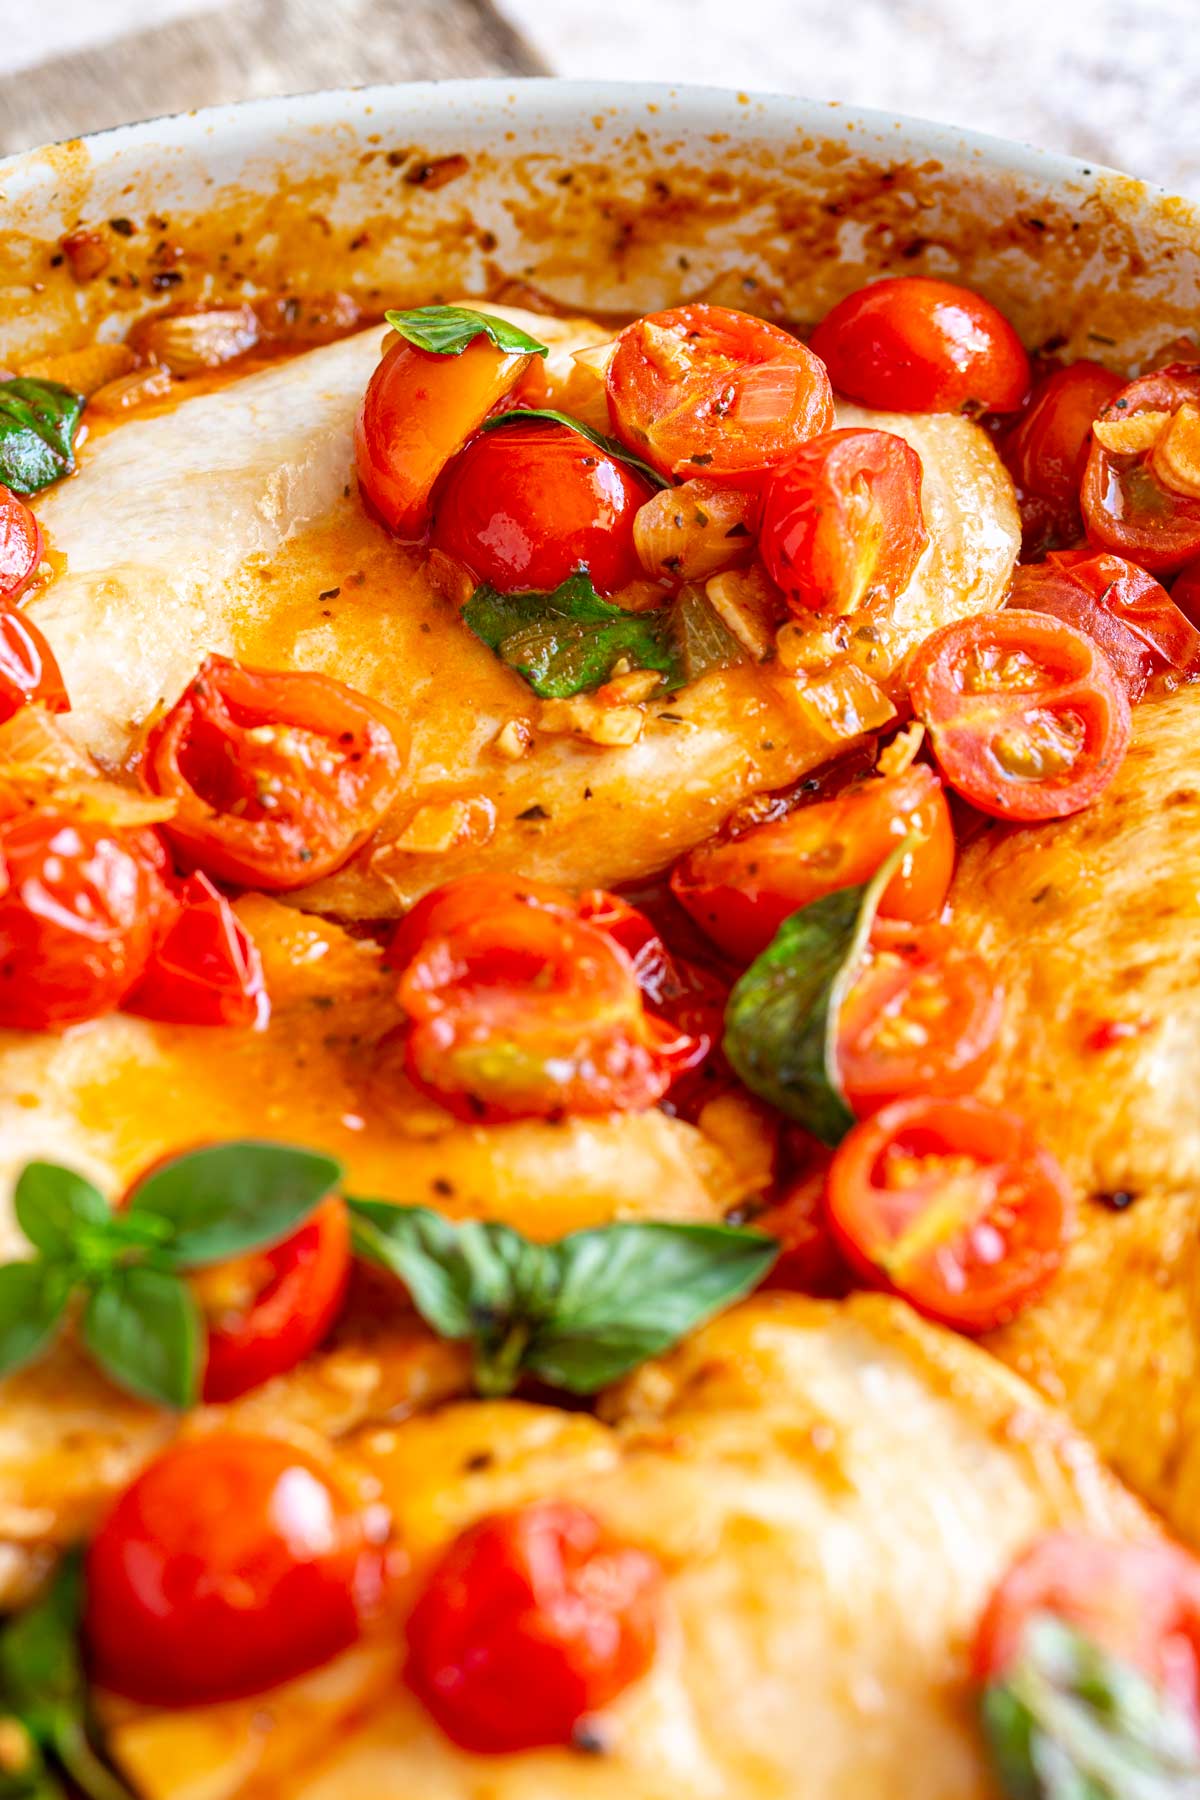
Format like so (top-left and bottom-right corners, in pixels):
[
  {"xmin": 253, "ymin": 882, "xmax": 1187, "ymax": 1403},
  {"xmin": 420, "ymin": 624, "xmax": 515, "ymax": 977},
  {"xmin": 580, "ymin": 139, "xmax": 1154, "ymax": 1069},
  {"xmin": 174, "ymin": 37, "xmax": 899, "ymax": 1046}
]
[{"xmin": 100, "ymin": 1294, "xmax": 1151, "ymax": 1800}]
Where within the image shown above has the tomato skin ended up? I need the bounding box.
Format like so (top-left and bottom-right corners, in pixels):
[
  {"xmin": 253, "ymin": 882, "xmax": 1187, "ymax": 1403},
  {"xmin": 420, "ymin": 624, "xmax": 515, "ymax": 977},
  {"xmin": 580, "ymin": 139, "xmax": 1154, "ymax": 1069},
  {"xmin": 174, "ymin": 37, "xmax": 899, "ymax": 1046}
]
[
  {"xmin": 85, "ymin": 1434, "xmax": 384, "ymax": 1706},
  {"xmin": 756, "ymin": 1153, "xmax": 851, "ymax": 1297},
  {"xmin": 1082, "ymin": 365, "xmax": 1200, "ymax": 574},
  {"xmin": 0, "ymin": 606, "xmax": 69, "ymax": 723},
  {"xmin": 144, "ymin": 656, "xmax": 406, "ymax": 891},
  {"xmin": 1172, "ymin": 555, "xmax": 1200, "ymax": 627},
  {"xmin": 606, "ymin": 303, "xmax": 834, "ymax": 483},
  {"xmin": 825, "ymin": 1095, "xmax": 1073, "ymax": 1334},
  {"xmin": 909, "ymin": 610, "xmax": 1132, "ymax": 821},
  {"xmin": 406, "ymin": 1501, "xmax": 661, "ymax": 1754},
  {"xmin": 356, "ymin": 335, "xmax": 532, "ymax": 538},
  {"xmin": 1009, "ymin": 548, "xmax": 1200, "ymax": 700},
  {"xmin": 124, "ymin": 871, "xmax": 269, "ymax": 1028},
  {"xmin": 1001, "ymin": 361, "xmax": 1124, "ymax": 551},
  {"xmin": 759, "ymin": 428, "xmax": 927, "ymax": 618},
  {"xmin": 198, "ymin": 1198, "xmax": 351, "ymax": 1403},
  {"xmin": 671, "ymin": 764, "xmax": 955, "ymax": 965},
  {"xmin": 431, "ymin": 419, "xmax": 652, "ymax": 596},
  {"xmin": 0, "ymin": 814, "xmax": 166, "ymax": 1030},
  {"xmin": 0, "ymin": 486, "xmax": 43, "ymax": 600}
]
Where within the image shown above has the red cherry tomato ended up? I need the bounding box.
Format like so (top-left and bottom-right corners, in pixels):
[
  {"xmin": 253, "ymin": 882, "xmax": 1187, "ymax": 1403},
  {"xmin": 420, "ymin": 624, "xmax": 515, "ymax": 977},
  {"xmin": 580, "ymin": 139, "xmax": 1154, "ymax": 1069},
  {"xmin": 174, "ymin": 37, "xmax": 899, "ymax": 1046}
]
[
  {"xmin": 908, "ymin": 611, "xmax": 1132, "ymax": 821},
  {"xmin": 0, "ymin": 486, "xmax": 43, "ymax": 600},
  {"xmin": 759, "ymin": 428, "xmax": 928, "ymax": 617},
  {"xmin": 144, "ymin": 656, "xmax": 406, "ymax": 891},
  {"xmin": 606, "ymin": 303, "xmax": 834, "ymax": 483},
  {"xmin": 406, "ymin": 1500, "xmax": 661, "ymax": 1754},
  {"xmin": 85, "ymin": 1434, "xmax": 384, "ymax": 1706},
  {"xmin": 838, "ymin": 921, "xmax": 1003, "ymax": 1116},
  {"xmin": 671, "ymin": 764, "xmax": 955, "ymax": 965},
  {"xmin": 1082, "ymin": 365, "xmax": 1200, "ymax": 574},
  {"xmin": 0, "ymin": 606, "xmax": 69, "ymax": 723},
  {"xmin": 825, "ymin": 1094, "xmax": 1074, "ymax": 1333},
  {"xmin": 1001, "ymin": 360, "xmax": 1124, "ymax": 553},
  {"xmin": 1172, "ymin": 555, "xmax": 1200, "ymax": 626},
  {"xmin": 809, "ymin": 277, "xmax": 1031, "ymax": 415},
  {"xmin": 0, "ymin": 814, "xmax": 166, "ymax": 1030},
  {"xmin": 756, "ymin": 1150, "xmax": 850, "ymax": 1297},
  {"xmin": 1009, "ymin": 548, "xmax": 1200, "ymax": 700},
  {"xmin": 356, "ymin": 334, "xmax": 533, "ymax": 537},
  {"xmin": 431, "ymin": 419, "xmax": 653, "ymax": 596},
  {"xmin": 124, "ymin": 871, "xmax": 268, "ymax": 1028}
]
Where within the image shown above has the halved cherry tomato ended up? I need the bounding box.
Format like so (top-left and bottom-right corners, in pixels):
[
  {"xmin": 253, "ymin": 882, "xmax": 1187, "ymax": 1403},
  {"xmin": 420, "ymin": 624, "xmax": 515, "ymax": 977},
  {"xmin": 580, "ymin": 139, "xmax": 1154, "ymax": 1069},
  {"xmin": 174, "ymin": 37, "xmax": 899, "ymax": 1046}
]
[
  {"xmin": 390, "ymin": 874, "xmax": 694, "ymax": 1122},
  {"xmin": 1082, "ymin": 365, "xmax": 1200, "ymax": 573},
  {"xmin": 356, "ymin": 333, "xmax": 532, "ymax": 537},
  {"xmin": 809, "ymin": 277, "xmax": 1030, "ymax": 415},
  {"xmin": 0, "ymin": 813, "xmax": 167, "ymax": 1030},
  {"xmin": 759, "ymin": 428, "xmax": 927, "ymax": 618},
  {"xmin": 144, "ymin": 656, "xmax": 406, "ymax": 890},
  {"xmin": 0, "ymin": 486, "xmax": 43, "ymax": 600},
  {"xmin": 908, "ymin": 611, "xmax": 1131, "ymax": 821},
  {"xmin": 606, "ymin": 303, "xmax": 834, "ymax": 483},
  {"xmin": 838, "ymin": 921, "xmax": 1003, "ymax": 1115},
  {"xmin": 755, "ymin": 1147, "xmax": 850, "ymax": 1296},
  {"xmin": 85, "ymin": 1434, "xmax": 386, "ymax": 1706},
  {"xmin": 671, "ymin": 763, "xmax": 955, "ymax": 964},
  {"xmin": 0, "ymin": 606, "xmax": 69, "ymax": 722},
  {"xmin": 1009, "ymin": 548, "xmax": 1200, "ymax": 700},
  {"xmin": 406, "ymin": 1500, "xmax": 661, "ymax": 1754},
  {"xmin": 431, "ymin": 418, "xmax": 653, "ymax": 596},
  {"xmin": 1001, "ymin": 360, "xmax": 1124, "ymax": 552},
  {"xmin": 124, "ymin": 871, "xmax": 269, "ymax": 1028},
  {"xmin": 824, "ymin": 1094, "xmax": 1073, "ymax": 1333},
  {"xmin": 1172, "ymin": 554, "xmax": 1200, "ymax": 627},
  {"xmin": 975, "ymin": 1532, "xmax": 1200, "ymax": 1733},
  {"xmin": 196, "ymin": 1197, "xmax": 351, "ymax": 1403}
]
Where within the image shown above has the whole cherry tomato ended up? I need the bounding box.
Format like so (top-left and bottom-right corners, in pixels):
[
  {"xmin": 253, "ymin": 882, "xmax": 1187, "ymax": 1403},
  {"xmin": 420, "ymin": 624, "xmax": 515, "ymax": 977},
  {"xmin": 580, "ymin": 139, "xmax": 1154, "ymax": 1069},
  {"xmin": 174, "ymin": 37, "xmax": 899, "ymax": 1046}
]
[
  {"xmin": 0, "ymin": 486, "xmax": 43, "ymax": 600},
  {"xmin": 824, "ymin": 1094, "xmax": 1073, "ymax": 1333},
  {"xmin": 671, "ymin": 764, "xmax": 955, "ymax": 964},
  {"xmin": 0, "ymin": 813, "xmax": 166, "ymax": 1030},
  {"xmin": 125, "ymin": 871, "xmax": 268, "ymax": 1028},
  {"xmin": 431, "ymin": 418, "xmax": 653, "ymax": 596},
  {"xmin": 1082, "ymin": 364, "xmax": 1200, "ymax": 574},
  {"xmin": 809, "ymin": 277, "xmax": 1031, "ymax": 415},
  {"xmin": 85, "ymin": 1434, "xmax": 385, "ymax": 1706},
  {"xmin": 1009, "ymin": 548, "xmax": 1200, "ymax": 700},
  {"xmin": 356, "ymin": 333, "xmax": 533, "ymax": 537},
  {"xmin": 144, "ymin": 656, "xmax": 406, "ymax": 891},
  {"xmin": 0, "ymin": 607, "xmax": 69, "ymax": 723},
  {"xmin": 1000, "ymin": 360, "xmax": 1124, "ymax": 552},
  {"xmin": 406, "ymin": 1501, "xmax": 661, "ymax": 1753},
  {"xmin": 908, "ymin": 610, "xmax": 1132, "ymax": 821},
  {"xmin": 606, "ymin": 303, "xmax": 834, "ymax": 483}
]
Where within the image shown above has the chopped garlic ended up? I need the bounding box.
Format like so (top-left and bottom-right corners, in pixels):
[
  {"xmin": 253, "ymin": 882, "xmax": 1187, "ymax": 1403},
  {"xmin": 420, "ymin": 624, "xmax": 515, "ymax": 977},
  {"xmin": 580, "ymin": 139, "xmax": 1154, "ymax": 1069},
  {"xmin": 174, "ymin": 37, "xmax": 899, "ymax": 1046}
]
[
  {"xmin": 704, "ymin": 566, "xmax": 780, "ymax": 661},
  {"xmin": 493, "ymin": 717, "xmax": 535, "ymax": 761},
  {"xmin": 539, "ymin": 696, "xmax": 645, "ymax": 747}
]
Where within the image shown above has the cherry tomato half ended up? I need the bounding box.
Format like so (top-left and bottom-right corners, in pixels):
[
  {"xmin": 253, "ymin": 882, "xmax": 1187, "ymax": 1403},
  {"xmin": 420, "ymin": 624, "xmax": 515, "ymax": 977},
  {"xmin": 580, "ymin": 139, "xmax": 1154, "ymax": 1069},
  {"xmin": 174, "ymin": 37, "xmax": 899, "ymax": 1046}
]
[
  {"xmin": 759, "ymin": 427, "xmax": 927, "ymax": 618},
  {"xmin": 431, "ymin": 418, "xmax": 653, "ymax": 596},
  {"xmin": 606, "ymin": 303, "xmax": 834, "ymax": 483},
  {"xmin": 0, "ymin": 606, "xmax": 69, "ymax": 723},
  {"xmin": 85, "ymin": 1434, "xmax": 385, "ymax": 1706},
  {"xmin": 0, "ymin": 813, "xmax": 166, "ymax": 1030},
  {"xmin": 1009, "ymin": 548, "xmax": 1200, "ymax": 700},
  {"xmin": 356, "ymin": 333, "xmax": 532, "ymax": 538},
  {"xmin": 406, "ymin": 1500, "xmax": 661, "ymax": 1754},
  {"xmin": 1172, "ymin": 555, "xmax": 1200, "ymax": 627},
  {"xmin": 144, "ymin": 656, "xmax": 406, "ymax": 891},
  {"xmin": 755, "ymin": 1149, "xmax": 850, "ymax": 1297},
  {"xmin": 1000, "ymin": 360, "xmax": 1124, "ymax": 553},
  {"xmin": 671, "ymin": 763, "xmax": 955, "ymax": 965},
  {"xmin": 825, "ymin": 1094, "xmax": 1073, "ymax": 1333},
  {"xmin": 809, "ymin": 277, "xmax": 1030, "ymax": 415},
  {"xmin": 0, "ymin": 486, "xmax": 43, "ymax": 600},
  {"xmin": 838, "ymin": 921, "xmax": 1003, "ymax": 1116},
  {"xmin": 124, "ymin": 871, "xmax": 269, "ymax": 1029},
  {"xmin": 1082, "ymin": 365, "xmax": 1200, "ymax": 574},
  {"xmin": 908, "ymin": 611, "xmax": 1132, "ymax": 821}
]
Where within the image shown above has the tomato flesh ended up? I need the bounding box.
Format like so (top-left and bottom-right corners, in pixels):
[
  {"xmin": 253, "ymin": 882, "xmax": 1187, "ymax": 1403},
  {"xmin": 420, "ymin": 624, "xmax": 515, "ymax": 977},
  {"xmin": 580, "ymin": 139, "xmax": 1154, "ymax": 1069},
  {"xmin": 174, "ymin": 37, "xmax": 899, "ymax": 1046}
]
[
  {"xmin": 0, "ymin": 486, "xmax": 43, "ymax": 600},
  {"xmin": 908, "ymin": 610, "xmax": 1132, "ymax": 821},
  {"xmin": 144, "ymin": 656, "xmax": 406, "ymax": 890},
  {"xmin": 809, "ymin": 277, "xmax": 1031, "ymax": 414},
  {"xmin": 1009, "ymin": 548, "xmax": 1200, "ymax": 700},
  {"xmin": 125, "ymin": 871, "xmax": 269, "ymax": 1028},
  {"xmin": 1000, "ymin": 360, "xmax": 1124, "ymax": 553},
  {"xmin": 825, "ymin": 1094, "xmax": 1073, "ymax": 1333},
  {"xmin": 406, "ymin": 1501, "xmax": 661, "ymax": 1754},
  {"xmin": 759, "ymin": 427, "xmax": 928, "ymax": 617},
  {"xmin": 606, "ymin": 303, "xmax": 834, "ymax": 483},
  {"xmin": 0, "ymin": 606, "xmax": 69, "ymax": 723},
  {"xmin": 85, "ymin": 1434, "xmax": 385, "ymax": 1706},
  {"xmin": 1082, "ymin": 365, "xmax": 1200, "ymax": 574}
]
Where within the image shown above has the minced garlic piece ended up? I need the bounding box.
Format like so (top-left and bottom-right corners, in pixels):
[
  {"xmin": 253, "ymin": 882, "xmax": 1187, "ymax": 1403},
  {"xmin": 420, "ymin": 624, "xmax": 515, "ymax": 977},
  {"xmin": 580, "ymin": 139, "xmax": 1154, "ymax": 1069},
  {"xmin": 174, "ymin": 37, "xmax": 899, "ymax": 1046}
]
[
  {"xmin": 493, "ymin": 717, "xmax": 535, "ymax": 761},
  {"xmin": 539, "ymin": 696, "xmax": 645, "ymax": 747}
]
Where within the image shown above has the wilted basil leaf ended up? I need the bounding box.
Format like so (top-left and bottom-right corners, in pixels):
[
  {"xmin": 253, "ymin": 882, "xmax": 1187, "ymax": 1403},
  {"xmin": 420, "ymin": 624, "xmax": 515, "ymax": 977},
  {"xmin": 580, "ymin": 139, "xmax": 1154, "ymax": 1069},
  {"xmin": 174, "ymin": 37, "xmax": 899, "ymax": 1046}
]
[
  {"xmin": 668, "ymin": 584, "xmax": 746, "ymax": 686},
  {"xmin": 128, "ymin": 1140, "xmax": 342, "ymax": 1267},
  {"xmin": 481, "ymin": 408, "xmax": 668, "ymax": 490},
  {"xmin": 463, "ymin": 571, "xmax": 684, "ymax": 699},
  {"xmin": 0, "ymin": 380, "xmax": 84, "ymax": 496},
  {"xmin": 384, "ymin": 306, "xmax": 548, "ymax": 358}
]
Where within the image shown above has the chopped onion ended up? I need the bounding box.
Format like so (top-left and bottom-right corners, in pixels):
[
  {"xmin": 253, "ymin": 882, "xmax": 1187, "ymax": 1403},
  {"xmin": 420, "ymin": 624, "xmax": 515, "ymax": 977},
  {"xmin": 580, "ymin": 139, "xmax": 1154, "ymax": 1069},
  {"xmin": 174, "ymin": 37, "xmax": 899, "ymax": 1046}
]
[{"xmin": 634, "ymin": 479, "xmax": 757, "ymax": 582}]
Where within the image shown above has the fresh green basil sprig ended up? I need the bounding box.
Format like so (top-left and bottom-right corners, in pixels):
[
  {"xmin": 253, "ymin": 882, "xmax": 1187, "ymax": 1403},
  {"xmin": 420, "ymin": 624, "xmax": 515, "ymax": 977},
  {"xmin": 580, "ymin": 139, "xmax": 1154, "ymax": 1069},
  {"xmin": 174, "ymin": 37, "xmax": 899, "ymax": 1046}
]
[
  {"xmin": 384, "ymin": 305, "xmax": 548, "ymax": 358},
  {"xmin": 0, "ymin": 1143, "xmax": 340, "ymax": 1409},
  {"xmin": 347, "ymin": 1200, "xmax": 777, "ymax": 1397},
  {"xmin": 0, "ymin": 379, "xmax": 85, "ymax": 496},
  {"xmin": 481, "ymin": 407, "xmax": 668, "ymax": 491}
]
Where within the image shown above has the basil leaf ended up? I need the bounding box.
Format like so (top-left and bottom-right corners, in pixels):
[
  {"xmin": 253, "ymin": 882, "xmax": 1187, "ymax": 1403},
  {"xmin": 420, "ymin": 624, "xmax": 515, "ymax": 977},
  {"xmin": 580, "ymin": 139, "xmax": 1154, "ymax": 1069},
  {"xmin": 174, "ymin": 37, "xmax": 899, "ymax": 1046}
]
[
  {"xmin": 348, "ymin": 1202, "xmax": 480, "ymax": 1338},
  {"xmin": 463, "ymin": 570, "xmax": 684, "ymax": 700},
  {"xmin": 668, "ymin": 584, "xmax": 747, "ymax": 686},
  {"xmin": 0, "ymin": 1264, "xmax": 71, "ymax": 1377},
  {"xmin": 384, "ymin": 306, "xmax": 548, "ymax": 359},
  {"xmin": 481, "ymin": 408, "xmax": 668, "ymax": 491},
  {"xmin": 82, "ymin": 1268, "xmax": 200, "ymax": 1408},
  {"xmin": 14, "ymin": 1165, "xmax": 110, "ymax": 1262},
  {"xmin": 128, "ymin": 1140, "xmax": 342, "ymax": 1267},
  {"xmin": 982, "ymin": 1615, "xmax": 1200, "ymax": 1799},
  {"xmin": 723, "ymin": 837, "xmax": 911, "ymax": 1146},
  {"xmin": 0, "ymin": 380, "xmax": 84, "ymax": 496}
]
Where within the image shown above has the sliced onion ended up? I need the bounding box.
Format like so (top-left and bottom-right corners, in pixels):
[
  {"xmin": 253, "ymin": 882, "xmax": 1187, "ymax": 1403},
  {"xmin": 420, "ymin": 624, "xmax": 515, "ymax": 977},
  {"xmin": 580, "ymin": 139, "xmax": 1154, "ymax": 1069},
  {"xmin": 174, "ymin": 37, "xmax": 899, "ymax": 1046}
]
[{"xmin": 634, "ymin": 479, "xmax": 757, "ymax": 582}]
